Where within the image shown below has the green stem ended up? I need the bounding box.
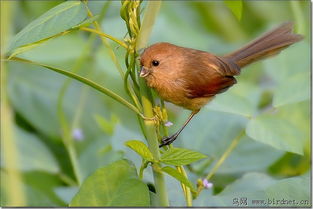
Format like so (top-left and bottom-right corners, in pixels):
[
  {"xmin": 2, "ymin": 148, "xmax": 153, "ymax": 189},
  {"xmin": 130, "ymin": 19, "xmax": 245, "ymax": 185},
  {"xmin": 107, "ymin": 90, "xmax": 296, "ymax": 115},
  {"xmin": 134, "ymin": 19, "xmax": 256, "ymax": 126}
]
[
  {"xmin": 57, "ymin": 88, "xmax": 82, "ymax": 184},
  {"xmin": 6, "ymin": 57, "xmax": 142, "ymax": 117},
  {"xmin": 122, "ymin": 0, "xmax": 168, "ymax": 206},
  {"xmin": 139, "ymin": 160, "xmax": 149, "ymax": 179},
  {"xmin": 160, "ymin": 100, "xmax": 169, "ymax": 137},
  {"xmin": 57, "ymin": 33, "xmax": 96, "ymax": 185},
  {"xmin": 71, "ymin": 86, "xmax": 88, "ymax": 130},
  {"xmin": 205, "ymin": 130, "xmax": 245, "ymax": 181},
  {"xmin": 290, "ymin": 1, "xmax": 306, "ymax": 35},
  {"xmin": 177, "ymin": 166, "xmax": 192, "ymax": 206},
  {"xmin": 124, "ymin": 54, "xmax": 142, "ymax": 111},
  {"xmin": 1, "ymin": 2, "xmax": 26, "ymax": 205},
  {"xmin": 137, "ymin": 115, "xmax": 148, "ymax": 139},
  {"xmin": 140, "ymin": 79, "xmax": 169, "ymax": 206},
  {"xmin": 160, "ymin": 101, "xmax": 192, "ymax": 206},
  {"xmin": 195, "ymin": 129, "xmax": 245, "ymax": 197},
  {"xmin": 58, "ymin": 173, "xmax": 77, "ymax": 186},
  {"xmin": 67, "ymin": 143, "xmax": 82, "ymax": 184},
  {"xmin": 128, "ymin": 52, "xmax": 140, "ymax": 91},
  {"xmin": 57, "ymin": 99, "xmax": 82, "ymax": 184}
]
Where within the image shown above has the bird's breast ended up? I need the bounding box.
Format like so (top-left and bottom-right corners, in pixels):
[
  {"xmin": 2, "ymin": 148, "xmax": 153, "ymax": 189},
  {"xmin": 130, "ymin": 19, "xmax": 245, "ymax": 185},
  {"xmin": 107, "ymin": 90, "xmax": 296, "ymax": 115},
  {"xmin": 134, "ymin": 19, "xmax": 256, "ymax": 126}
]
[{"xmin": 148, "ymin": 76, "xmax": 209, "ymax": 110}]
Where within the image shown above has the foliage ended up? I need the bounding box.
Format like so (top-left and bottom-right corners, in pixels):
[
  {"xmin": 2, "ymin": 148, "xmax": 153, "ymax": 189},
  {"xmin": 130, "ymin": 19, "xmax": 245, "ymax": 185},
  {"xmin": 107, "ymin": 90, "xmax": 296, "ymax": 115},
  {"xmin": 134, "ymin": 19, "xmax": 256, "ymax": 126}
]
[
  {"xmin": 160, "ymin": 147, "xmax": 207, "ymax": 166},
  {"xmin": 1, "ymin": 0, "xmax": 311, "ymax": 207},
  {"xmin": 70, "ymin": 160, "xmax": 150, "ymax": 206}
]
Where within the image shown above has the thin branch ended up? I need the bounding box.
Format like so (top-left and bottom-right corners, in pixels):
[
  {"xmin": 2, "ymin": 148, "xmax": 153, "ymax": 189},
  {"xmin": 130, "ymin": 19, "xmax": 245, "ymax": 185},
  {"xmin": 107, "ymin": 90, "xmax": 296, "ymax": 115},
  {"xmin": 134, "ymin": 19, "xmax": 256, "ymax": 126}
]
[
  {"xmin": 5, "ymin": 57, "xmax": 142, "ymax": 116},
  {"xmin": 206, "ymin": 130, "xmax": 245, "ymax": 180},
  {"xmin": 196, "ymin": 130, "xmax": 245, "ymax": 196}
]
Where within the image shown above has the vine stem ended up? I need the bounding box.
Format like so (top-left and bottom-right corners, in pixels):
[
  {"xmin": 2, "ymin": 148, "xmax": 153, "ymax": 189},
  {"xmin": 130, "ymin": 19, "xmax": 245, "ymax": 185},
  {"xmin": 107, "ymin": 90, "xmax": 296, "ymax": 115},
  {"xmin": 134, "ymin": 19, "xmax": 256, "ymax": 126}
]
[
  {"xmin": 205, "ymin": 130, "xmax": 245, "ymax": 181},
  {"xmin": 1, "ymin": 2, "xmax": 25, "ymax": 205},
  {"xmin": 6, "ymin": 57, "xmax": 142, "ymax": 117},
  {"xmin": 290, "ymin": 1, "xmax": 306, "ymax": 35},
  {"xmin": 140, "ymin": 79, "xmax": 169, "ymax": 206},
  {"xmin": 195, "ymin": 130, "xmax": 245, "ymax": 196},
  {"xmin": 177, "ymin": 166, "xmax": 193, "ymax": 206},
  {"xmin": 121, "ymin": 0, "xmax": 168, "ymax": 205},
  {"xmin": 56, "ymin": 32, "xmax": 97, "ymax": 185}
]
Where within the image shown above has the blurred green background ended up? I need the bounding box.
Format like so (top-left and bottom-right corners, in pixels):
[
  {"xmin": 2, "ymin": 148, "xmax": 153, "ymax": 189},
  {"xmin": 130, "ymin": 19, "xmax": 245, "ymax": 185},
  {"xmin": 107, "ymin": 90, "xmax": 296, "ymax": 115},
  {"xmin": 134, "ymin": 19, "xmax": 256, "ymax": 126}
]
[{"xmin": 1, "ymin": 0, "xmax": 311, "ymax": 207}]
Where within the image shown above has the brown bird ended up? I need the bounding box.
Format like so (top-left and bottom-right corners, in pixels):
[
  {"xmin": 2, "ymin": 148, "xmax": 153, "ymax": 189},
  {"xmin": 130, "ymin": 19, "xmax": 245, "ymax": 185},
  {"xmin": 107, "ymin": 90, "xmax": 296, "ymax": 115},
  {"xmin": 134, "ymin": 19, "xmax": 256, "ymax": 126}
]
[{"xmin": 139, "ymin": 22, "xmax": 303, "ymax": 147}]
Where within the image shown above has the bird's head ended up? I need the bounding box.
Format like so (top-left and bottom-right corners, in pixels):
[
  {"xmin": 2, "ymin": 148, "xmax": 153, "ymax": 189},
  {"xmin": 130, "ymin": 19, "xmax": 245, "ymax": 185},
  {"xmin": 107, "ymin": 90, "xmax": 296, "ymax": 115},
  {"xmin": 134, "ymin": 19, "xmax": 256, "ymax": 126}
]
[{"xmin": 139, "ymin": 42, "xmax": 182, "ymax": 87}]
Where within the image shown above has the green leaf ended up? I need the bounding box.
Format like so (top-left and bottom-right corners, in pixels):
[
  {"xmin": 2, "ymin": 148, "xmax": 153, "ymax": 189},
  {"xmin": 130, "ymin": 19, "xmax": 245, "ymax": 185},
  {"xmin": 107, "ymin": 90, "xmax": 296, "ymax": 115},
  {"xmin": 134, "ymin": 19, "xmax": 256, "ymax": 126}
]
[
  {"xmin": 125, "ymin": 140, "xmax": 154, "ymax": 162},
  {"xmin": 275, "ymin": 102, "xmax": 310, "ymax": 146},
  {"xmin": 194, "ymin": 172, "xmax": 276, "ymax": 206},
  {"xmin": 161, "ymin": 166, "xmax": 196, "ymax": 193},
  {"xmin": 195, "ymin": 172, "xmax": 311, "ymax": 207},
  {"xmin": 263, "ymin": 41, "xmax": 309, "ymax": 84},
  {"xmin": 224, "ymin": 0, "xmax": 243, "ymax": 20},
  {"xmin": 265, "ymin": 174, "xmax": 311, "ymax": 207},
  {"xmin": 217, "ymin": 136, "xmax": 284, "ymax": 174},
  {"xmin": 8, "ymin": 31, "xmax": 73, "ymax": 59},
  {"xmin": 7, "ymin": 46, "xmax": 106, "ymax": 139},
  {"xmin": 224, "ymin": 172, "xmax": 277, "ymax": 194},
  {"xmin": 207, "ymin": 82, "xmax": 262, "ymax": 117},
  {"xmin": 273, "ymin": 72, "xmax": 310, "ymax": 107},
  {"xmin": 160, "ymin": 147, "xmax": 207, "ymax": 166},
  {"xmin": 78, "ymin": 140, "xmax": 123, "ymax": 181},
  {"xmin": 1, "ymin": 126, "xmax": 59, "ymax": 173},
  {"xmin": 7, "ymin": 1, "xmax": 87, "ymax": 53},
  {"xmin": 15, "ymin": 33, "xmax": 87, "ymax": 65},
  {"xmin": 70, "ymin": 160, "xmax": 150, "ymax": 206},
  {"xmin": 207, "ymin": 92, "xmax": 255, "ymax": 117},
  {"xmin": 110, "ymin": 125, "xmax": 146, "ymax": 167},
  {"xmin": 180, "ymin": 109, "xmax": 285, "ymax": 174},
  {"xmin": 246, "ymin": 115, "xmax": 304, "ymax": 155}
]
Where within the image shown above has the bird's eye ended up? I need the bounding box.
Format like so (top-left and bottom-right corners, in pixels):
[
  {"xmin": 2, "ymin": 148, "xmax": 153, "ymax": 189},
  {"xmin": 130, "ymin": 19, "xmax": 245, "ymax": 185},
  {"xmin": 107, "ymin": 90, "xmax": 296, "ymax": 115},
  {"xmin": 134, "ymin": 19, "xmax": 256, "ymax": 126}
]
[{"xmin": 152, "ymin": 60, "xmax": 159, "ymax": 66}]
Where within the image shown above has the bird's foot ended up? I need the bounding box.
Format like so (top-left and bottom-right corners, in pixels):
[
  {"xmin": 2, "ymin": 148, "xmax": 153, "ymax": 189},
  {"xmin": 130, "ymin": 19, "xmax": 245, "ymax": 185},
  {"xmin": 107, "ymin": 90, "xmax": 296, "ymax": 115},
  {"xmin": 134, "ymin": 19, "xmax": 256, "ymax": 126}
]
[{"xmin": 159, "ymin": 135, "xmax": 178, "ymax": 148}]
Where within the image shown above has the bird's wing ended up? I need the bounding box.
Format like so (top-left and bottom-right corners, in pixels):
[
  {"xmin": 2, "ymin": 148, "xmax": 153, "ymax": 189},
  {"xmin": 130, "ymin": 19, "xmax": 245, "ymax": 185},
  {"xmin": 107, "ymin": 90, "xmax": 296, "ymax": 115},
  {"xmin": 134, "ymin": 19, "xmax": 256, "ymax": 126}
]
[{"xmin": 183, "ymin": 52, "xmax": 240, "ymax": 98}]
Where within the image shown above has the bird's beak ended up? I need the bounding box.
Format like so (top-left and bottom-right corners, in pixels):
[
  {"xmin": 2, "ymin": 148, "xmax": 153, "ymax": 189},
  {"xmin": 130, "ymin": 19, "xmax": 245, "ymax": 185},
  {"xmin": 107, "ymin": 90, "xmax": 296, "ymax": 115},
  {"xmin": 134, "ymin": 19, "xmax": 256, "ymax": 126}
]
[{"xmin": 140, "ymin": 66, "xmax": 150, "ymax": 77}]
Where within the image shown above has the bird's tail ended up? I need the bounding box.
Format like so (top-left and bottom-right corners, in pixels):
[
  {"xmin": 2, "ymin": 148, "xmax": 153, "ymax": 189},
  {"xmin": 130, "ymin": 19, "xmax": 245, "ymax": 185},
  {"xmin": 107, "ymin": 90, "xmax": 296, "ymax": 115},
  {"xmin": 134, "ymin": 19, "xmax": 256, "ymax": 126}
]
[{"xmin": 224, "ymin": 22, "xmax": 303, "ymax": 68}]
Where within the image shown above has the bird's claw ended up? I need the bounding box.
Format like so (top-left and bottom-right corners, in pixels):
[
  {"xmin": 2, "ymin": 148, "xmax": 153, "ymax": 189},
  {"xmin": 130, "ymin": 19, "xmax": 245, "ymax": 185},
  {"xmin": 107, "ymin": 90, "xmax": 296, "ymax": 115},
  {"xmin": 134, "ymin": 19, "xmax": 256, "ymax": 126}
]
[{"xmin": 159, "ymin": 135, "xmax": 177, "ymax": 148}]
